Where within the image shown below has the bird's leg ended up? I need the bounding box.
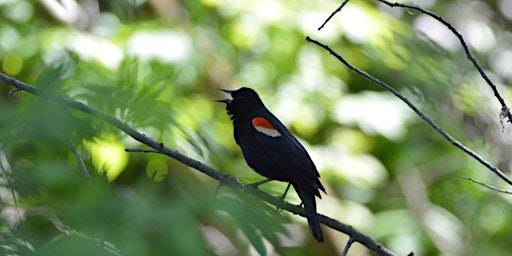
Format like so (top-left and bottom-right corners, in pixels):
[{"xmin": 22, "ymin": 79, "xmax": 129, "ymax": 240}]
[
  {"xmin": 243, "ymin": 180, "xmax": 291, "ymax": 211},
  {"xmin": 216, "ymin": 176, "xmax": 271, "ymax": 197},
  {"xmin": 276, "ymin": 183, "xmax": 291, "ymax": 211}
]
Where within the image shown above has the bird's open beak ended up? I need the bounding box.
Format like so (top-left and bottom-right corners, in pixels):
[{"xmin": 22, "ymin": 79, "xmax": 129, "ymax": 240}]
[
  {"xmin": 216, "ymin": 89, "xmax": 233, "ymax": 103},
  {"xmin": 219, "ymin": 89, "xmax": 233, "ymax": 95}
]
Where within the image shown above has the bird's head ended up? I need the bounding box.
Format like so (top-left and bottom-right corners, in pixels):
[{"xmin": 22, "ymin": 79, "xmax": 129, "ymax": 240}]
[{"xmin": 217, "ymin": 87, "xmax": 265, "ymax": 118}]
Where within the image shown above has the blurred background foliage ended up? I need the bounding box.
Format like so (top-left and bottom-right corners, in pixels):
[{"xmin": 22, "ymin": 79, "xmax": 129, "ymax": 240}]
[{"xmin": 1, "ymin": 0, "xmax": 512, "ymax": 255}]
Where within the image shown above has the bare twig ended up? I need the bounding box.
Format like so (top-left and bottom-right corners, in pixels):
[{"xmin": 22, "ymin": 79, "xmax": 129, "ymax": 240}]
[
  {"xmin": 28, "ymin": 207, "xmax": 121, "ymax": 256},
  {"xmin": 9, "ymin": 88, "xmax": 21, "ymax": 95},
  {"xmin": 316, "ymin": 0, "xmax": 512, "ymax": 124},
  {"xmin": 376, "ymin": 0, "xmax": 511, "ymax": 123},
  {"xmin": 305, "ymin": 36, "xmax": 512, "ymax": 187},
  {"xmin": 67, "ymin": 137, "xmax": 92, "ymax": 184},
  {"xmin": 125, "ymin": 148, "xmax": 159, "ymax": 153},
  {"xmin": 318, "ymin": 0, "xmax": 350, "ymax": 31},
  {"xmin": 342, "ymin": 237, "xmax": 354, "ymax": 256},
  {"xmin": 458, "ymin": 176, "xmax": 512, "ymax": 195},
  {"xmin": 0, "ymin": 144, "xmax": 23, "ymax": 226},
  {"xmin": 0, "ymin": 72, "xmax": 396, "ymax": 256}
]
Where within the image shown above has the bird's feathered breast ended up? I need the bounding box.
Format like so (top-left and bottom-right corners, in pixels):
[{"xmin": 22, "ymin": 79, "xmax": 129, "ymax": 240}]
[
  {"xmin": 219, "ymin": 87, "xmax": 325, "ymax": 242},
  {"xmin": 230, "ymin": 107, "xmax": 323, "ymax": 196}
]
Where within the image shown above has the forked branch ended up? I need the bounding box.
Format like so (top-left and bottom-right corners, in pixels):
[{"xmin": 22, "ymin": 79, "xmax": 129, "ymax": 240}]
[
  {"xmin": 0, "ymin": 72, "xmax": 396, "ymax": 256},
  {"xmin": 309, "ymin": 0, "xmax": 512, "ymax": 187}
]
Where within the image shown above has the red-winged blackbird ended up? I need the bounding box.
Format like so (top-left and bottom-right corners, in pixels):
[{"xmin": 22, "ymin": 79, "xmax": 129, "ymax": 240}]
[{"xmin": 218, "ymin": 87, "xmax": 326, "ymax": 242}]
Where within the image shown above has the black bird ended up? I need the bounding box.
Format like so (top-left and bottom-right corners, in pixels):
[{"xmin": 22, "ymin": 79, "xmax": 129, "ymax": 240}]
[{"xmin": 218, "ymin": 87, "xmax": 326, "ymax": 242}]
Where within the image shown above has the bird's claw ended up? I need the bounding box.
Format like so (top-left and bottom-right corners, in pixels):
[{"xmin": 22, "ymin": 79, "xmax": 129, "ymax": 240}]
[{"xmin": 276, "ymin": 195, "xmax": 286, "ymax": 212}]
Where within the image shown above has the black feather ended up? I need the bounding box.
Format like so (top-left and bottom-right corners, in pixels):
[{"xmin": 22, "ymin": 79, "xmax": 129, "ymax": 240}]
[{"xmin": 219, "ymin": 87, "xmax": 326, "ymax": 242}]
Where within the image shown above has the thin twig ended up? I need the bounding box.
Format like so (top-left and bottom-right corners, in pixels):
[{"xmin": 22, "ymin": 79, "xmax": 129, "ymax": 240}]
[
  {"xmin": 376, "ymin": 0, "xmax": 511, "ymax": 123},
  {"xmin": 9, "ymin": 88, "xmax": 21, "ymax": 95},
  {"xmin": 318, "ymin": 0, "xmax": 350, "ymax": 31},
  {"xmin": 29, "ymin": 207, "xmax": 122, "ymax": 256},
  {"xmin": 458, "ymin": 176, "xmax": 512, "ymax": 195},
  {"xmin": 342, "ymin": 237, "xmax": 354, "ymax": 256},
  {"xmin": 0, "ymin": 72, "xmax": 396, "ymax": 256},
  {"xmin": 67, "ymin": 137, "xmax": 92, "ymax": 184},
  {"xmin": 0, "ymin": 144, "xmax": 23, "ymax": 224},
  {"xmin": 317, "ymin": 0, "xmax": 511, "ymax": 123},
  {"xmin": 125, "ymin": 148, "xmax": 159, "ymax": 153},
  {"xmin": 305, "ymin": 36, "xmax": 512, "ymax": 187}
]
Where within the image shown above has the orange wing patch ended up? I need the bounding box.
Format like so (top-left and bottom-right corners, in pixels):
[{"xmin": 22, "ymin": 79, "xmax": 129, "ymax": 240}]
[{"xmin": 252, "ymin": 117, "xmax": 281, "ymax": 137}]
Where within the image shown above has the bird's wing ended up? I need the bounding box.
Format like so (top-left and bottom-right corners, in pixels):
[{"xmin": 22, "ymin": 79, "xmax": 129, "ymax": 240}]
[{"xmin": 248, "ymin": 114, "xmax": 323, "ymax": 197}]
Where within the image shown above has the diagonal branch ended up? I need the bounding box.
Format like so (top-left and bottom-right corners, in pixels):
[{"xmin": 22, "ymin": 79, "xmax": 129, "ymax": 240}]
[
  {"xmin": 342, "ymin": 237, "xmax": 355, "ymax": 256},
  {"xmin": 0, "ymin": 72, "xmax": 396, "ymax": 256},
  {"xmin": 67, "ymin": 137, "xmax": 92, "ymax": 184},
  {"xmin": 376, "ymin": 0, "xmax": 511, "ymax": 123},
  {"xmin": 458, "ymin": 176, "xmax": 512, "ymax": 195},
  {"xmin": 317, "ymin": 0, "xmax": 349, "ymax": 31},
  {"xmin": 317, "ymin": 0, "xmax": 512, "ymax": 123},
  {"xmin": 305, "ymin": 36, "xmax": 512, "ymax": 187}
]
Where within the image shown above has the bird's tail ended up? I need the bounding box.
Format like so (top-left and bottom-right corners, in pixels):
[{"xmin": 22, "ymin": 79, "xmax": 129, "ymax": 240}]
[{"xmin": 296, "ymin": 186, "xmax": 324, "ymax": 242}]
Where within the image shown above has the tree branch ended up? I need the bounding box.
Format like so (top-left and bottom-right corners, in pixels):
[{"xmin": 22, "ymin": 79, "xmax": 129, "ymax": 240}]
[
  {"xmin": 317, "ymin": 0, "xmax": 349, "ymax": 31},
  {"xmin": 67, "ymin": 137, "xmax": 92, "ymax": 184},
  {"xmin": 458, "ymin": 176, "xmax": 512, "ymax": 195},
  {"xmin": 305, "ymin": 36, "xmax": 512, "ymax": 187},
  {"xmin": 342, "ymin": 237, "xmax": 355, "ymax": 256},
  {"xmin": 0, "ymin": 72, "xmax": 396, "ymax": 256},
  {"xmin": 317, "ymin": 0, "xmax": 511, "ymax": 124},
  {"xmin": 29, "ymin": 207, "xmax": 121, "ymax": 256},
  {"xmin": 125, "ymin": 148, "xmax": 160, "ymax": 153},
  {"xmin": 376, "ymin": 0, "xmax": 512, "ymax": 124}
]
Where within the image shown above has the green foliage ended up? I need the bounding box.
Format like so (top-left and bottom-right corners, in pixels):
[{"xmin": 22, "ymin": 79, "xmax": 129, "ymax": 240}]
[{"xmin": 1, "ymin": 0, "xmax": 512, "ymax": 255}]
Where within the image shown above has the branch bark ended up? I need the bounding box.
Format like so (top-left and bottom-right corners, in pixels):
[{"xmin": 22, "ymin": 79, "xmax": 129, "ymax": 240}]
[
  {"xmin": 376, "ymin": 0, "xmax": 512, "ymax": 124},
  {"xmin": 305, "ymin": 36, "xmax": 512, "ymax": 187},
  {"xmin": 0, "ymin": 72, "xmax": 396, "ymax": 256},
  {"xmin": 310, "ymin": 0, "xmax": 512, "ymax": 192},
  {"xmin": 317, "ymin": 0, "xmax": 512, "ymax": 124}
]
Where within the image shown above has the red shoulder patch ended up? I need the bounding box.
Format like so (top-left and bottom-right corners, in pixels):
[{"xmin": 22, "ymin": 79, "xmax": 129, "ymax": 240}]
[
  {"xmin": 252, "ymin": 117, "xmax": 281, "ymax": 137},
  {"xmin": 252, "ymin": 117, "xmax": 275, "ymax": 129}
]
